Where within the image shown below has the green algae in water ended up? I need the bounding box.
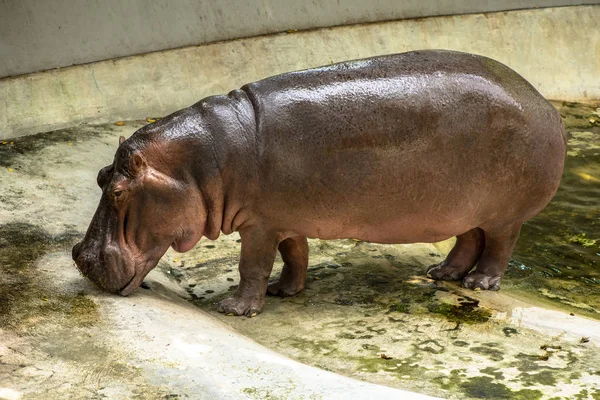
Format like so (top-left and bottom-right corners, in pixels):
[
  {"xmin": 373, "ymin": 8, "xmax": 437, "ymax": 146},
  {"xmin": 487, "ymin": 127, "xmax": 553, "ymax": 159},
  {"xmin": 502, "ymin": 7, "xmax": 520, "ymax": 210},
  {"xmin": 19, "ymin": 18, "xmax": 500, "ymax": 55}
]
[
  {"xmin": 336, "ymin": 332, "xmax": 357, "ymax": 339},
  {"xmin": 568, "ymin": 233, "xmax": 598, "ymax": 248},
  {"xmin": 349, "ymin": 353, "xmax": 429, "ymax": 379},
  {"xmin": 282, "ymin": 336, "xmax": 339, "ymax": 357}
]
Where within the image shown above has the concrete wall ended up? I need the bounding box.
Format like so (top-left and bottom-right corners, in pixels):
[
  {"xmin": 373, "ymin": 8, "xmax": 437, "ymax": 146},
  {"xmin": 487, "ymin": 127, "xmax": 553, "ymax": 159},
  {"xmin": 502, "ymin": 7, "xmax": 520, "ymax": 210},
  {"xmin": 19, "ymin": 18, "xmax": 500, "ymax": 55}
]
[
  {"xmin": 1, "ymin": 5, "xmax": 599, "ymax": 139},
  {"xmin": 1, "ymin": 0, "xmax": 599, "ymax": 78}
]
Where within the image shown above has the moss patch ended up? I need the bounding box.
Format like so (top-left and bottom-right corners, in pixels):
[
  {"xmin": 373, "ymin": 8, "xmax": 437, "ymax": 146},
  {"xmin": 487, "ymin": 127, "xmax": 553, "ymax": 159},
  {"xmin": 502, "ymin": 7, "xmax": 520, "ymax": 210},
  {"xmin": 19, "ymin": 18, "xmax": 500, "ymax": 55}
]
[
  {"xmin": 480, "ymin": 367, "xmax": 504, "ymax": 380},
  {"xmin": 241, "ymin": 387, "xmax": 281, "ymax": 400},
  {"xmin": 470, "ymin": 346, "xmax": 504, "ymax": 362},
  {"xmin": 518, "ymin": 370, "xmax": 557, "ymax": 387},
  {"xmin": 0, "ymin": 223, "xmax": 96, "ymax": 332},
  {"xmin": 427, "ymin": 299, "xmax": 491, "ymax": 324},
  {"xmin": 459, "ymin": 376, "xmax": 543, "ymax": 400}
]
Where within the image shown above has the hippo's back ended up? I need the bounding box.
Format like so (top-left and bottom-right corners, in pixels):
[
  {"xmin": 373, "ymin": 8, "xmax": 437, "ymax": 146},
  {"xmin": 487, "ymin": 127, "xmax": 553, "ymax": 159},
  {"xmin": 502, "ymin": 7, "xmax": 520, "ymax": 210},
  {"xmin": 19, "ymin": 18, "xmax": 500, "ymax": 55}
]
[
  {"xmin": 241, "ymin": 50, "xmax": 566, "ymax": 240},
  {"xmin": 244, "ymin": 50, "xmax": 557, "ymax": 114},
  {"xmin": 243, "ymin": 50, "xmax": 561, "ymax": 138}
]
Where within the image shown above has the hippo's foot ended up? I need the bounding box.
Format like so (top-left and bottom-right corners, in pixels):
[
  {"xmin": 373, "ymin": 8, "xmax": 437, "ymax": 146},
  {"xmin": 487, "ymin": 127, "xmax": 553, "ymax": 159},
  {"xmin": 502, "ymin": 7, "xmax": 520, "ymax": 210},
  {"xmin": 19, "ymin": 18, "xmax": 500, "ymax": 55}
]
[
  {"xmin": 267, "ymin": 277, "xmax": 304, "ymax": 297},
  {"xmin": 462, "ymin": 271, "xmax": 501, "ymax": 291},
  {"xmin": 217, "ymin": 296, "xmax": 264, "ymax": 317},
  {"xmin": 427, "ymin": 228, "xmax": 485, "ymax": 282},
  {"xmin": 426, "ymin": 261, "xmax": 472, "ymax": 281},
  {"xmin": 460, "ymin": 223, "xmax": 521, "ymax": 291}
]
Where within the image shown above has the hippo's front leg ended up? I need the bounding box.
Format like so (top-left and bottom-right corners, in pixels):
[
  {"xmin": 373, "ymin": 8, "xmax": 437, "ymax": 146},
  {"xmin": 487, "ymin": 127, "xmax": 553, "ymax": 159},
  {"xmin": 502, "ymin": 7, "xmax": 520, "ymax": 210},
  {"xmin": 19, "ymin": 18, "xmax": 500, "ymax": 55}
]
[{"xmin": 217, "ymin": 227, "xmax": 278, "ymax": 317}]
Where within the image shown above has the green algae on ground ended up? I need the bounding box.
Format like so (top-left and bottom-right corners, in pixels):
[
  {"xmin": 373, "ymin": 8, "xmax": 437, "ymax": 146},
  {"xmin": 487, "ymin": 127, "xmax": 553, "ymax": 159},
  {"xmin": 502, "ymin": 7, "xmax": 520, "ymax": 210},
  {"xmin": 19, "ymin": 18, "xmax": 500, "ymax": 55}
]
[
  {"xmin": 0, "ymin": 223, "xmax": 98, "ymax": 331},
  {"xmin": 518, "ymin": 370, "xmax": 557, "ymax": 387},
  {"xmin": 242, "ymin": 387, "xmax": 294, "ymax": 400},
  {"xmin": 427, "ymin": 299, "xmax": 491, "ymax": 324},
  {"xmin": 470, "ymin": 345, "xmax": 504, "ymax": 362},
  {"xmin": 573, "ymin": 389, "xmax": 600, "ymax": 400},
  {"xmin": 479, "ymin": 366, "xmax": 504, "ymax": 380},
  {"xmin": 459, "ymin": 376, "xmax": 543, "ymax": 400}
]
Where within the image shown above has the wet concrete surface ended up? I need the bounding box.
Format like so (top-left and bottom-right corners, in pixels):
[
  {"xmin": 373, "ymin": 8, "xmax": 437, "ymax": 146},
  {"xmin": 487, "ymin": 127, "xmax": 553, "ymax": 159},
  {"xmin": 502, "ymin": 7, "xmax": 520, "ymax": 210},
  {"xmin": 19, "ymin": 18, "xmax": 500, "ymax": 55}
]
[{"xmin": 0, "ymin": 103, "xmax": 599, "ymax": 399}]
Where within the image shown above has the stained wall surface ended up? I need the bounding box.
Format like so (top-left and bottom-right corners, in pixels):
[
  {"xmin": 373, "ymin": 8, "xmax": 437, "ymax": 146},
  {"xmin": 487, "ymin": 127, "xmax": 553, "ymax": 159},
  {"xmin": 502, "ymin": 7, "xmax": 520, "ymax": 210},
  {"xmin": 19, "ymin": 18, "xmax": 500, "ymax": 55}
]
[
  {"xmin": 1, "ymin": 0, "xmax": 598, "ymax": 78},
  {"xmin": 1, "ymin": 5, "xmax": 598, "ymax": 139}
]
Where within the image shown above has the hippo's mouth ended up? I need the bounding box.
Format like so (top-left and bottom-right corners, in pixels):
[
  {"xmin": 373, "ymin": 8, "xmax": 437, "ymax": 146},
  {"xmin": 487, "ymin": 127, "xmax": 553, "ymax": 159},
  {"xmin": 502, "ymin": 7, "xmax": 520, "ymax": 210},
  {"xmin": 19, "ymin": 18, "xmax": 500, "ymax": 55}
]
[
  {"xmin": 119, "ymin": 266, "xmax": 153, "ymax": 296},
  {"xmin": 118, "ymin": 274, "xmax": 138, "ymax": 296},
  {"xmin": 118, "ymin": 234, "xmax": 199, "ymax": 295}
]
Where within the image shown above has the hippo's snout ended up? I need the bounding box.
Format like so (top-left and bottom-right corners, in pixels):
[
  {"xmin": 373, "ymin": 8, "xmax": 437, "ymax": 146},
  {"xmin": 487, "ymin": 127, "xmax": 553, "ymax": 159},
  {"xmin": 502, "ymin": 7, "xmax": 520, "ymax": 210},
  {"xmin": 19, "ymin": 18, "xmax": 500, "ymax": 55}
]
[
  {"xmin": 72, "ymin": 240, "xmax": 136, "ymax": 294},
  {"xmin": 72, "ymin": 241, "xmax": 83, "ymax": 262}
]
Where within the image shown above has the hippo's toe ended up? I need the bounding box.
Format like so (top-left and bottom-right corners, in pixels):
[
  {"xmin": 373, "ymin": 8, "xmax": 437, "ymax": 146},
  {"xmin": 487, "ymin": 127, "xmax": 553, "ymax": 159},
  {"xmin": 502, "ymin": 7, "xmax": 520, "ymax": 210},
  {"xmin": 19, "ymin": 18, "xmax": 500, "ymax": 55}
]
[
  {"xmin": 267, "ymin": 279, "xmax": 304, "ymax": 297},
  {"xmin": 426, "ymin": 262, "xmax": 471, "ymax": 281},
  {"xmin": 462, "ymin": 271, "xmax": 502, "ymax": 291},
  {"xmin": 217, "ymin": 296, "xmax": 263, "ymax": 317}
]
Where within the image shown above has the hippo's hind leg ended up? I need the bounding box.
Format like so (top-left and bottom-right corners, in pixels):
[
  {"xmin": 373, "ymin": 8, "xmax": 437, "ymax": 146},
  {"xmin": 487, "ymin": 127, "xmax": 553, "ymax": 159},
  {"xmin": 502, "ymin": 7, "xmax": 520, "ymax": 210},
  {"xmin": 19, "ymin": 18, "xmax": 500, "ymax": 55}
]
[
  {"xmin": 427, "ymin": 228, "xmax": 485, "ymax": 281},
  {"xmin": 267, "ymin": 236, "xmax": 309, "ymax": 297},
  {"xmin": 462, "ymin": 223, "xmax": 522, "ymax": 291}
]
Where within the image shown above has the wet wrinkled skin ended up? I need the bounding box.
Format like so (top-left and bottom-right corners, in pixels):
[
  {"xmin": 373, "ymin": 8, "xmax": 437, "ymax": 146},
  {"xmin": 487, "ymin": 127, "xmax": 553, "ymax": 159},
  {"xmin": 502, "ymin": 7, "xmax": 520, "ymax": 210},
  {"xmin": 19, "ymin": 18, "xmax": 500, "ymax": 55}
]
[
  {"xmin": 72, "ymin": 136, "xmax": 207, "ymax": 294},
  {"xmin": 73, "ymin": 50, "xmax": 566, "ymax": 317}
]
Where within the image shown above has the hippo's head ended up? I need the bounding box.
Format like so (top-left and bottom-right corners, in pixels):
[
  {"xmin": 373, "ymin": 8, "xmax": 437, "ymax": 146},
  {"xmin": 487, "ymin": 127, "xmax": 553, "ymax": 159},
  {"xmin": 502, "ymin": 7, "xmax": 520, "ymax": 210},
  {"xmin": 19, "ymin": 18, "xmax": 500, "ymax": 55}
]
[{"xmin": 72, "ymin": 136, "xmax": 206, "ymax": 295}]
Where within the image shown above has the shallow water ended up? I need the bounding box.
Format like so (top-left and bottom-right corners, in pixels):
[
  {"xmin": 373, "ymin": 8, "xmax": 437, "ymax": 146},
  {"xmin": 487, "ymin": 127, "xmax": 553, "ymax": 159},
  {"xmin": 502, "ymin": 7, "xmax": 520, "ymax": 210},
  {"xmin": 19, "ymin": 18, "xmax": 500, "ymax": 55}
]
[{"xmin": 504, "ymin": 103, "xmax": 600, "ymax": 316}]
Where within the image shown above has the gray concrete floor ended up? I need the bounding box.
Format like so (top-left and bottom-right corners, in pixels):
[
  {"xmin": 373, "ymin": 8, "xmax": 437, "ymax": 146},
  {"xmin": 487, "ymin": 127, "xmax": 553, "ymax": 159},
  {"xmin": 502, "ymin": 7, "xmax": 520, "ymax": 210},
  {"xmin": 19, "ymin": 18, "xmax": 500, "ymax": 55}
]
[{"xmin": 0, "ymin": 103, "xmax": 599, "ymax": 399}]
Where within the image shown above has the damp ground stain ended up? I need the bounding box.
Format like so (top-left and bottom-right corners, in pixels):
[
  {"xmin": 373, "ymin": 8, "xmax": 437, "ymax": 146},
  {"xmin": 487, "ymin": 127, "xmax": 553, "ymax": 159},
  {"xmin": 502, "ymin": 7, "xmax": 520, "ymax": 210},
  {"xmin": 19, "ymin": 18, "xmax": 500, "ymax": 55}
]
[{"xmin": 0, "ymin": 223, "xmax": 96, "ymax": 331}]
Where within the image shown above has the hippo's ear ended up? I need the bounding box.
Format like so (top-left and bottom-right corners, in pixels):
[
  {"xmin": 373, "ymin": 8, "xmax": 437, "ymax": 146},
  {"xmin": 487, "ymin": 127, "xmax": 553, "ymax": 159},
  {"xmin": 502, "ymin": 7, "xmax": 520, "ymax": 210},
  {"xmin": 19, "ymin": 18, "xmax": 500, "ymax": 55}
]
[
  {"xmin": 119, "ymin": 136, "xmax": 126, "ymax": 145},
  {"xmin": 130, "ymin": 152, "xmax": 147, "ymax": 177}
]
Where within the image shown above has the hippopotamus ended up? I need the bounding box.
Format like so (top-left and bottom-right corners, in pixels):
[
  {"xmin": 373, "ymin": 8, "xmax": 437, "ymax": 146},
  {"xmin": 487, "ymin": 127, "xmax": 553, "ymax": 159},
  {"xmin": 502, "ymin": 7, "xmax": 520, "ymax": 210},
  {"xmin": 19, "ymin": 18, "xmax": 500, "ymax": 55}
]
[{"xmin": 72, "ymin": 50, "xmax": 566, "ymax": 317}]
